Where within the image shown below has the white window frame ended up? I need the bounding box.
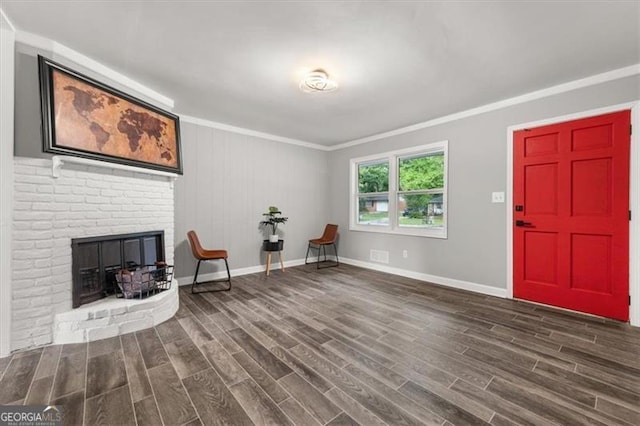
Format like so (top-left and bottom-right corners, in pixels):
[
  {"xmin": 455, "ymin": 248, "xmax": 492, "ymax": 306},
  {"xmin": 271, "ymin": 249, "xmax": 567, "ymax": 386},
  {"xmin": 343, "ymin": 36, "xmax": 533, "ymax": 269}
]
[{"xmin": 349, "ymin": 140, "xmax": 448, "ymax": 238}]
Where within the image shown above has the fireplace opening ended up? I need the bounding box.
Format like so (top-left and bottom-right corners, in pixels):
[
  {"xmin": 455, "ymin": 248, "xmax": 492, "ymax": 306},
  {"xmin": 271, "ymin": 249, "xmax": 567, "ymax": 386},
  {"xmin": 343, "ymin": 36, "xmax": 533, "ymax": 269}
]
[{"xmin": 71, "ymin": 230, "xmax": 167, "ymax": 308}]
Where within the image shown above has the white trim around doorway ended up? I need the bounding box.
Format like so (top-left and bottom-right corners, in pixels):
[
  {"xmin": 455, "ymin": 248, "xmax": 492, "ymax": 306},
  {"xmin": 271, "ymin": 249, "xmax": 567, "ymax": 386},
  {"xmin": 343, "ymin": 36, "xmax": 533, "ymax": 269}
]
[
  {"xmin": 0, "ymin": 17, "xmax": 15, "ymax": 357},
  {"xmin": 506, "ymin": 101, "xmax": 640, "ymax": 327}
]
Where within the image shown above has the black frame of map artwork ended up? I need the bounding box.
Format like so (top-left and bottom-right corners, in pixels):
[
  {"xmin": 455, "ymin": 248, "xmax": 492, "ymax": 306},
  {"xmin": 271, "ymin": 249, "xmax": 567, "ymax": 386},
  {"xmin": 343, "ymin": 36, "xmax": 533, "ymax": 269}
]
[{"xmin": 38, "ymin": 55, "xmax": 183, "ymax": 174}]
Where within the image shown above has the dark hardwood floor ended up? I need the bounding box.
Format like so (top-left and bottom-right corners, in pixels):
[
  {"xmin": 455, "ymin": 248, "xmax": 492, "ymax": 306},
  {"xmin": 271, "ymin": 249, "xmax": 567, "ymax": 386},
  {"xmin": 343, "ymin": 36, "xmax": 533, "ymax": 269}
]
[{"xmin": 1, "ymin": 264, "xmax": 639, "ymax": 425}]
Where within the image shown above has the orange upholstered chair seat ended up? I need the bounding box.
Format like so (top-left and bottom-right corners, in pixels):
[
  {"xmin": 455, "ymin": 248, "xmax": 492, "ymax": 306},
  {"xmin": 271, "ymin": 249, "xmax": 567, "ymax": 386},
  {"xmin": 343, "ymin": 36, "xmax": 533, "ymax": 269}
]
[{"xmin": 196, "ymin": 248, "xmax": 228, "ymax": 260}]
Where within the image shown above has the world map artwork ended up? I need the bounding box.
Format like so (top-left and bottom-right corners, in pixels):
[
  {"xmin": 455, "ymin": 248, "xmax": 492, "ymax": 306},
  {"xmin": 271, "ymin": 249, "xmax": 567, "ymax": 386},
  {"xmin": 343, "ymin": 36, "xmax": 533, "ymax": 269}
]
[{"xmin": 52, "ymin": 70, "xmax": 178, "ymax": 168}]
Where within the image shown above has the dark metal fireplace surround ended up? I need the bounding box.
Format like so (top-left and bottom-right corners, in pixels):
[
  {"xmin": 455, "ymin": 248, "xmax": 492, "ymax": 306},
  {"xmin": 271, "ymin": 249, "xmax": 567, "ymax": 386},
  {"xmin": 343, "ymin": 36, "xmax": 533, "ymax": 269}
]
[{"xmin": 71, "ymin": 231, "xmax": 165, "ymax": 308}]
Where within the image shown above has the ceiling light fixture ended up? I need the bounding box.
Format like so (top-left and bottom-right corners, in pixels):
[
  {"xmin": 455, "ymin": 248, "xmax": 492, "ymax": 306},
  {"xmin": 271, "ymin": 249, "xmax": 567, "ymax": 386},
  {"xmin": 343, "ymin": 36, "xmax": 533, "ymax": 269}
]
[{"xmin": 299, "ymin": 69, "xmax": 338, "ymax": 93}]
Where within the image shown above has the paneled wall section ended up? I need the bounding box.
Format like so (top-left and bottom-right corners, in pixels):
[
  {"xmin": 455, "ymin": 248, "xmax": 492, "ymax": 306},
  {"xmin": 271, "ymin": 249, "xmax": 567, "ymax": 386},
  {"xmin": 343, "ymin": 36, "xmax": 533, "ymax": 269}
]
[{"xmin": 173, "ymin": 122, "xmax": 329, "ymax": 279}]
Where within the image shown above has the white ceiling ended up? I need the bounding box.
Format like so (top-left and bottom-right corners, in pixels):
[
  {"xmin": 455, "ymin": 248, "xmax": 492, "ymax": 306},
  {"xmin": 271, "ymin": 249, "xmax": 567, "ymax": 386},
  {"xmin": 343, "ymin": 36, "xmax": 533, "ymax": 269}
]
[{"xmin": 3, "ymin": 1, "xmax": 639, "ymax": 146}]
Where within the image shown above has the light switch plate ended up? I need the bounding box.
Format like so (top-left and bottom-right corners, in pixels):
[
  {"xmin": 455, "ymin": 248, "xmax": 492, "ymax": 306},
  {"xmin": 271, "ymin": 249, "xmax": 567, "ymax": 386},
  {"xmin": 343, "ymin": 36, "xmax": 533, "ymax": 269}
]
[{"xmin": 492, "ymin": 192, "xmax": 505, "ymax": 203}]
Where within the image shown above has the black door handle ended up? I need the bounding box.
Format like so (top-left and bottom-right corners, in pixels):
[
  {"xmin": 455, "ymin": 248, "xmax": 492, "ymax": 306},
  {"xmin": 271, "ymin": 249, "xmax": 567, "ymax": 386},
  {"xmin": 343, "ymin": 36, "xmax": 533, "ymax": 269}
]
[{"xmin": 515, "ymin": 220, "xmax": 533, "ymax": 227}]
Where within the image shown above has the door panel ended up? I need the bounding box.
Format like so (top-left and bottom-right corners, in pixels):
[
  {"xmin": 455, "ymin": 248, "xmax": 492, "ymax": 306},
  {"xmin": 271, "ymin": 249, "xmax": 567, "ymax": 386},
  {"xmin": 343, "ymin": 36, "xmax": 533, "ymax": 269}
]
[
  {"xmin": 570, "ymin": 234, "xmax": 611, "ymax": 293},
  {"xmin": 525, "ymin": 133, "xmax": 559, "ymax": 156},
  {"xmin": 514, "ymin": 110, "xmax": 630, "ymax": 321},
  {"xmin": 525, "ymin": 163, "xmax": 558, "ymax": 215},
  {"xmin": 571, "ymin": 158, "xmax": 611, "ymax": 216},
  {"xmin": 524, "ymin": 232, "xmax": 558, "ymax": 285},
  {"xmin": 572, "ymin": 124, "xmax": 612, "ymax": 151}
]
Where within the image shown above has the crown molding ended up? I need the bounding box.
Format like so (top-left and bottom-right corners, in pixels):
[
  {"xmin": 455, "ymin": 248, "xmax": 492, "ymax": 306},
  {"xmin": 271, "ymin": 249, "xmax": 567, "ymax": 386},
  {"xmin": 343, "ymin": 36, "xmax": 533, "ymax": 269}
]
[
  {"xmin": 14, "ymin": 30, "xmax": 174, "ymax": 109},
  {"xmin": 330, "ymin": 64, "xmax": 640, "ymax": 151},
  {"xmin": 0, "ymin": 8, "xmax": 15, "ymax": 32},
  {"xmin": 179, "ymin": 115, "xmax": 330, "ymax": 151}
]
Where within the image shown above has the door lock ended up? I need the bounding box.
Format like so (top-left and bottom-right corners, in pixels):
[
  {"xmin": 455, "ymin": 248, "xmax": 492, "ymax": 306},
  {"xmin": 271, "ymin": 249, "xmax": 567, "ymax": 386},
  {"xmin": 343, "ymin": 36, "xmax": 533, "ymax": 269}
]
[{"xmin": 515, "ymin": 220, "xmax": 533, "ymax": 227}]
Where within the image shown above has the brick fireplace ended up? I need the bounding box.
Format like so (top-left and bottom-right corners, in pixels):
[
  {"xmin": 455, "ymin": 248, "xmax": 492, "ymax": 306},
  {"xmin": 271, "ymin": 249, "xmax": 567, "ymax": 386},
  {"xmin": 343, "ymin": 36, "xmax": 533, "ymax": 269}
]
[{"xmin": 11, "ymin": 157, "xmax": 176, "ymax": 350}]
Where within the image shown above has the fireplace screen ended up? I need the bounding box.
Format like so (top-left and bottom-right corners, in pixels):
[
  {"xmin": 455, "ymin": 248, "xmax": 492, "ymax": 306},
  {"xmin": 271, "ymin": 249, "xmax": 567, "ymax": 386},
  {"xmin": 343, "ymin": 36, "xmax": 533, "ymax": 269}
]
[{"xmin": 71, "ymin": 231, "xmax": 166, "ymax": 308}]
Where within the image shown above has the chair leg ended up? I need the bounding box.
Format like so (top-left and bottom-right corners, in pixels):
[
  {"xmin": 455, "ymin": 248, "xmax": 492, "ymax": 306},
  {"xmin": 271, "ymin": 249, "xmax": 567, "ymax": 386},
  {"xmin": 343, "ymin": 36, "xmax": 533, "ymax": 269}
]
[
  {"xmin": 306, "ymin": 243, "xmax": 339, "ymax": 269},
  {"xmin": 191, "ymin": 259, "xmax": 202, "ymax": 293},
  {"xmin": 192, "ymin": 259, "xmax": 232, "ymax": 294},
  {"xmin": 316, "ymin": 243, "xmax": 339, "ymax": 269},
  {"xmin": 305, "ymin": 243, "xmax": 312, "ymax": 264},
  {"xmin": 224, "ymin": 258, "xmax": 232, "ymax": 291}
]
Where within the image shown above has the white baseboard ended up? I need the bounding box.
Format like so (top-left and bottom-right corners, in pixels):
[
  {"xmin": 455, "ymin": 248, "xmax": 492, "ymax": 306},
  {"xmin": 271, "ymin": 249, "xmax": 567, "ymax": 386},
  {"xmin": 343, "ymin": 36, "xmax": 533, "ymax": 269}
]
[
  {"xmin": 177, "ymin": 255, "xmax": 508, "ymax": 299},
  {"xmin": 176, "ymin": 258, "xmax": 307, "ymax": 286},
  {"xmin": 339, "ymin": 257, "xmax": 508, "ymax": 298}
]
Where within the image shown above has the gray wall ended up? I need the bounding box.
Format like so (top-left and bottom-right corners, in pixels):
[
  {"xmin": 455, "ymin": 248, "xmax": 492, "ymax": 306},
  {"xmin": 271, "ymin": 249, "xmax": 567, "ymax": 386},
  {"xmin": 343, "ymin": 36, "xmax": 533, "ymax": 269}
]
[
  {"xmin": 174, "ymin": 122, "xmax": 329, "ymax": 279},
  {"xmin": 13, "ymin": 51, "xmax": 43, "ymax": 158},
  {"xmin": 328, "ymin": 75, "xmax": 640, "ymax": 290}
]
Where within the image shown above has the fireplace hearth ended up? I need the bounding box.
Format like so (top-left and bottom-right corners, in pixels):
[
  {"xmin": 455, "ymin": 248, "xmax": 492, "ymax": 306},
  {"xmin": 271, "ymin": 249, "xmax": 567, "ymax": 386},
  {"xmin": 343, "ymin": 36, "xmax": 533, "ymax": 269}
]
[{"xmin": 71, "ymin": 230, "xmax": 166, "ymax": 308}]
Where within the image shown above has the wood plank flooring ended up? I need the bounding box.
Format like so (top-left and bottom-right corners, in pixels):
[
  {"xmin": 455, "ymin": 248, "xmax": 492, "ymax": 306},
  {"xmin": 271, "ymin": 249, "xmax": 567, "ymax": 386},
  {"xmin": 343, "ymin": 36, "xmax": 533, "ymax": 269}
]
[{"xmin": 1, "ymin": 264, "xmax": 639, "ymax": 425}]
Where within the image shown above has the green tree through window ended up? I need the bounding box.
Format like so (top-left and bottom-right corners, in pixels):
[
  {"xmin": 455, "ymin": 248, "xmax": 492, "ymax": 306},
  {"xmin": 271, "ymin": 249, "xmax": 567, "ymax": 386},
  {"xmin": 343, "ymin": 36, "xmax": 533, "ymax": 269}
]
[
  {"xmin": 358, "ymin": 163, "xmax": 389, "ymax": 193},
  {"xmin": 357, "ymin": 162, "xmax": 389, "ymax": 221},
  {"xmin": 399, "ymin": 154, "xmax": 444, "ymax": 215},
  {"xmin": 399, "ymin": 155, "xmax": 443, "ymax": 191}
]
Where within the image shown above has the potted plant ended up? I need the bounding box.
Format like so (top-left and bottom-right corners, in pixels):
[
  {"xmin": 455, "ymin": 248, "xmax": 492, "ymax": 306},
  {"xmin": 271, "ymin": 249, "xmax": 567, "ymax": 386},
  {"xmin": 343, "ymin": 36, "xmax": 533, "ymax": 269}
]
[{"xmin": 260, "ymin": 206, "xmax": 288, "ymax": 243}]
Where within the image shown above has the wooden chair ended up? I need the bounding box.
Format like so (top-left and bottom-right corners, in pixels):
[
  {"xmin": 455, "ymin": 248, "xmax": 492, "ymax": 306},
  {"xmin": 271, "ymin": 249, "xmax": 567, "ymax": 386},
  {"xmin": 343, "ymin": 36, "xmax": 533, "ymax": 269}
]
[
  {"xmin": 187, "ymin": 230, "xmax": 231, "ymax": 293},
  {"xmin": 305, "ymin": 224, "xmax": 339, "ymax": 268}
]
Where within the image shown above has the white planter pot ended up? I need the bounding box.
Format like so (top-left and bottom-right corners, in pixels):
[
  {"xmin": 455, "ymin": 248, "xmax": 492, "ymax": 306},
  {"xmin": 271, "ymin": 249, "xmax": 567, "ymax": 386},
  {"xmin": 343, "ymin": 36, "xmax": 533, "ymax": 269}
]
[{"xmin": 269, "ymin": 234, "xmax": 279, "ymax": 243}]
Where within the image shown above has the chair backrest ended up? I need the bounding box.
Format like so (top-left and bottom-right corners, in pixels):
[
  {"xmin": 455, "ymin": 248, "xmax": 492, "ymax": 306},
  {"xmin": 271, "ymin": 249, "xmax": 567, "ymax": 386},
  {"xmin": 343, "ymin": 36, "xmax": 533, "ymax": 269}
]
[
  {"xmin": 187, "ymin": 230, "xmax": 205, "ymax": 260},
  {"xmin": 321, "ymin": 224, "xmax": 339, "ymax": 243}
]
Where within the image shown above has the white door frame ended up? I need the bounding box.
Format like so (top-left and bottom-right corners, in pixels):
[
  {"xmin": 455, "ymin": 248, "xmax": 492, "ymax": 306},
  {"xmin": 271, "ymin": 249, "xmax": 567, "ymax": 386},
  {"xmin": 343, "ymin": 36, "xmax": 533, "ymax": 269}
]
[
  {"xmin": 0, "ymin": 9, "xmax": 16, "ymax": 357},
  {"xmin": 506, "ymin": 101, "xmax": 640, "ymax": 327}
]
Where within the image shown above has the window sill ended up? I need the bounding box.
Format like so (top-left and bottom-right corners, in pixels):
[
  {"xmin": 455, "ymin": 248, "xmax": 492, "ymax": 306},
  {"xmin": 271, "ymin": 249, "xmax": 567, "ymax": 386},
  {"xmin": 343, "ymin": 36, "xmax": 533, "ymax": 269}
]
[{"xmin": 349, "ymin": 224, "xmax": 447, "ymax": 239}]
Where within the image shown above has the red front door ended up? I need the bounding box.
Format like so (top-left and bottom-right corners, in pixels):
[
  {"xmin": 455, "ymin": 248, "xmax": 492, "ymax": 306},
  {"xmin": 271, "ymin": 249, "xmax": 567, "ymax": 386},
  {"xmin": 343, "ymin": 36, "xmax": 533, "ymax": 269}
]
[{"xmin": 513, "ymin": 111, "xmax": 630, "ymax": 321}]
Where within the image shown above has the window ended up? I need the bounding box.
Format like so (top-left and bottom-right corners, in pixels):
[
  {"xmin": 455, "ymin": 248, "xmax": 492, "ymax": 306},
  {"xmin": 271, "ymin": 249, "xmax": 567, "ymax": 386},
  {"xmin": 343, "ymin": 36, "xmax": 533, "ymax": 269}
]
[
  {"xmin": 357, "ymin": 161, "xmax": 389, "ymax": 225},
  {"xmin": 350, "ymin": 141, "xmax": 448, "ymax": 238}
]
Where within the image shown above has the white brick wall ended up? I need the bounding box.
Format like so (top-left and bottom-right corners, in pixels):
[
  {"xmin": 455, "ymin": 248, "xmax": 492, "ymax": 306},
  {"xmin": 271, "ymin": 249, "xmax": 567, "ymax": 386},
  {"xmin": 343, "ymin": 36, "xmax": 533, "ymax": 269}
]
[{"xmin": 12, "ymin": 157, "xmax": 175, "ymax": 351}]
